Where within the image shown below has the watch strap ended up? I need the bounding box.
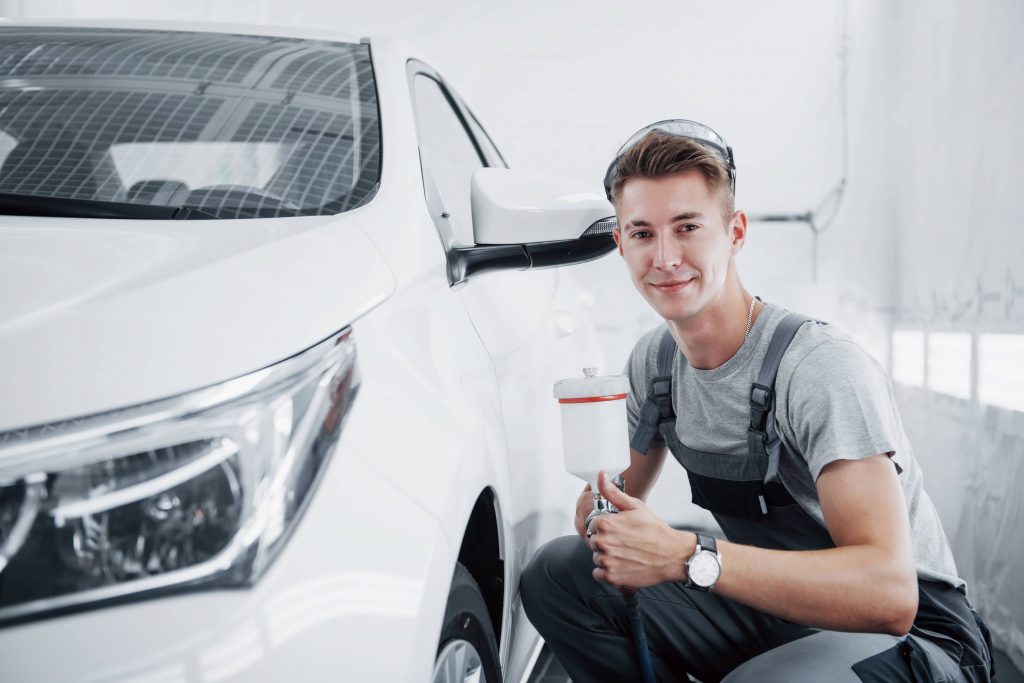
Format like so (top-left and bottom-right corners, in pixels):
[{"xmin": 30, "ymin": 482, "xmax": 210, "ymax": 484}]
[{"xmin": 696, "ymin": 533, "xmax": 717, "ymax": 554}]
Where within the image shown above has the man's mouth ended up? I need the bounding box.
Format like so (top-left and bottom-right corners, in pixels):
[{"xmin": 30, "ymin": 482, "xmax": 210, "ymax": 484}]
[{"xmin": 649, "ymin": 278, "xmax": 695, "ymax": 292}]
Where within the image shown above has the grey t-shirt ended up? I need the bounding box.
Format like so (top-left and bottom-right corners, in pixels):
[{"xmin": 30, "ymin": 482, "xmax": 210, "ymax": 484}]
[{"xmin": 625, "ymin": 301, "xmax": 963, "ymax": 588}]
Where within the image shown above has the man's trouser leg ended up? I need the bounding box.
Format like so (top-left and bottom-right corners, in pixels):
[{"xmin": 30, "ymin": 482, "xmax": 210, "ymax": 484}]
[
  {"xmin": 720, "ymin": 630, "xmax": 967, "ymax": 682},
  {"xmin": 520, "ymin": 535, "xmax": 967, "ymax": 683},
  {"xmin": 520, "ymin": 535, "xmax": 815, "ymax": 682}
]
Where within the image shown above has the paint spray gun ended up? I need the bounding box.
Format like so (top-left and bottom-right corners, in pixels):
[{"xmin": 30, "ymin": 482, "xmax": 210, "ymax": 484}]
[
  {"xmin": 553, "ymin": 368, "xmax": 657, "ymax": 683},
  {"xmin": 553, "ymin": 367, "xmax": 631, "ymax": 531}
]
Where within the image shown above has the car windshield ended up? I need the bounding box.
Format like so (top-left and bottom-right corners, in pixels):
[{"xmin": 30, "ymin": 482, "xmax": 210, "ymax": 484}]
[{"xmin": 0, "ymin": 27, "xmax": 381, "ymax": 220}]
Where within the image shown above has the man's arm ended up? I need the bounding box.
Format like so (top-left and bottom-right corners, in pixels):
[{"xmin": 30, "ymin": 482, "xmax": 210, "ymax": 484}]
[
  {"xmin": 711, "ymin": 453, "xmax": 918, "ymax": 634},
  {"xmin": 589, "ymin": 453, "xmax": 919, "ymax": 636}
]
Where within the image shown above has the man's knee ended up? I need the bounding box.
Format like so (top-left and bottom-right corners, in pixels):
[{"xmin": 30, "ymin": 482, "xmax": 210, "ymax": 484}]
[
  {"xmin": 721, "ymin": 632, "xmax": 900, "ymax": 683},
  {"xmin": 520, "ymin": 535, "xmax": 592, "ymax": 624}
]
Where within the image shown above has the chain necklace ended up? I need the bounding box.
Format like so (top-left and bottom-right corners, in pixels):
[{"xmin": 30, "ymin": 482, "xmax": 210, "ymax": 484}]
[{"xmin": 743, "ymin": 296, "xmax": 757, "ymax": 342}]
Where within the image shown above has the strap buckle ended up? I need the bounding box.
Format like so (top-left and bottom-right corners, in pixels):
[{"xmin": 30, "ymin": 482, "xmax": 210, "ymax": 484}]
[
  {"xmin": 750, "ymin": 382, "xmax": 772, "ymax": 410},
  {"xmin": 651, "ymin": 375, "xmax": 674, "ymax": 422},
  {"xmin": 749, "ymin": 382, "xmax": 773, "ymax": 430}
]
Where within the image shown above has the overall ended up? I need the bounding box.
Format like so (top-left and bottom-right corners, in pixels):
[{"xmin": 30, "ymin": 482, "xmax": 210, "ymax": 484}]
[{"xmin": 627, "ymin": 314, "xmax": 994, "ymax": 683}]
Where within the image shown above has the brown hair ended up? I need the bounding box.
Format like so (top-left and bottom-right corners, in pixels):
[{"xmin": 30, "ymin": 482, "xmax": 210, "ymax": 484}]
[{"xmin": 609, "ymin": 131, "xmax": 734, "ymax": 224}]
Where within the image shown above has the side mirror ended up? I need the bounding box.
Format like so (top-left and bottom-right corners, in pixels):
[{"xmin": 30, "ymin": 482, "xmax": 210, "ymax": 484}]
[{"xmin": 446, "ymin": 168, "xmax": 617, "ymax": 285}]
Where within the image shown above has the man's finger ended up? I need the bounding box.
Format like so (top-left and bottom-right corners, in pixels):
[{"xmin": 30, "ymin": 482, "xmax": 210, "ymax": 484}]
[{"xmin": 597, "ymin": 470, "xmax": 641, "ymax": 511}]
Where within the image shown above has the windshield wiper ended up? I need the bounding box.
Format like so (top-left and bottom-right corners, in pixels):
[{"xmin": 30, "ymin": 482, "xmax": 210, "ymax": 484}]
[{"xmin": 0, "ymin": 193, "xmax": 219, "ymax": 220}]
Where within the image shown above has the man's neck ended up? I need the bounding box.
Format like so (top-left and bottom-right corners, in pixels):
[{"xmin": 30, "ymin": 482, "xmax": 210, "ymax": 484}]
[{"xmin": 667, "ymin": 284, "xmax": 761, "ymax": 370}]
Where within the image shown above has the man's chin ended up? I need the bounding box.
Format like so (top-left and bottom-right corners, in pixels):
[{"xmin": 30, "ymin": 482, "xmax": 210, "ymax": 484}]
[{"xmin": 645, "ymin": 297, "xmax": 701, "ymax": 323}]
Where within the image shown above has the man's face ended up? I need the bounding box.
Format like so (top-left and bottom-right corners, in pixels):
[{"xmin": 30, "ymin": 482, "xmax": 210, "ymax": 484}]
[{"xmin": 612, "ymin": 170, "xmax": 745, "ymax": 324}]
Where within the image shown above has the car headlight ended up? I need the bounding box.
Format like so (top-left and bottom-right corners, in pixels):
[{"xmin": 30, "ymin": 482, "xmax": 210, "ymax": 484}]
[{"xmin": 0, "ymin": 329, "xmax": 357, "ymax": 626}]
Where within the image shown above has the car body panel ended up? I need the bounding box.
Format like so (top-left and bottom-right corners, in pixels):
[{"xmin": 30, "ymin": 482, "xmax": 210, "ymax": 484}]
[{"xmin": 0, "ymin": 212, "xmax": 395, "ymax": 432}]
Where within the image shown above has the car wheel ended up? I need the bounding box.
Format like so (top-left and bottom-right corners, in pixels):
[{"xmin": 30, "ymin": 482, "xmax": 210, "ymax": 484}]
[{"xmin": 432, "ymin": 563, "xmax": 503, "ymax": 683}]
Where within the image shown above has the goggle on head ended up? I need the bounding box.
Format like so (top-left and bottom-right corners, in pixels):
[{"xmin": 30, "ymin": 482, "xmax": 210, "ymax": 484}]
[{"xmin": 602, "ymin": 119, "xmax": 736, "ymax": 203}]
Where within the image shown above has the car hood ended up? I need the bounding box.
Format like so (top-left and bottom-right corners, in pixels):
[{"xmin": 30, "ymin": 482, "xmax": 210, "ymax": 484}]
[{"xmin": 0, "ymin": 212, "xmax": 395, "ymax": 432}]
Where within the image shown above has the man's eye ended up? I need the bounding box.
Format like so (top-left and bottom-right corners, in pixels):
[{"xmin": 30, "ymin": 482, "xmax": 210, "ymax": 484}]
[
  {"xmin": 630, "ymin": 231, "xmax": 650, "ymax": 239},
  {"xmin": 679, "ymin": 224, "xmax": 700, "ymax": 233}
]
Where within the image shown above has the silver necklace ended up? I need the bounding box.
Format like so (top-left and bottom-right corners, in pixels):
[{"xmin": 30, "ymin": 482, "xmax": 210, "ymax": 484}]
[{"xmin": 744, "ymin": 296, "xmax": 757, "ymax": 341}]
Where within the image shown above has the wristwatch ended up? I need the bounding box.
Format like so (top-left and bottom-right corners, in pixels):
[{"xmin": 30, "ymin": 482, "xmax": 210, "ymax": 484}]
[{"xmin": 685, "ymin": 534, "xmax": 722, "ymax": 591}]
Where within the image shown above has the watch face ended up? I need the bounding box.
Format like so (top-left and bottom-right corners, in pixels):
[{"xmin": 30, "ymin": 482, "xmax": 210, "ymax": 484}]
[{"xmin": 689, "ymin": 550, "xmax": 721, "ymax": 587}]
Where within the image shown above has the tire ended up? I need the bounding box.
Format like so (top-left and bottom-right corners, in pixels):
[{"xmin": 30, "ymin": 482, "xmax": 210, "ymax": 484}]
[{"xmin": 432, "ymin": 563, "xmax": 503, "ymax": 683}]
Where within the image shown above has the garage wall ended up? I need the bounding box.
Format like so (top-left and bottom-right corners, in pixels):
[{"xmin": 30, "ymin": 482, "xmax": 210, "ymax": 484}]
[
  {"xmin": 867, "ymin": 0, "xmax": 1024, "ymax": 668},
  {"xmin": 2, "ymin": 0, "xmax": 1021, "ymax": 667}
]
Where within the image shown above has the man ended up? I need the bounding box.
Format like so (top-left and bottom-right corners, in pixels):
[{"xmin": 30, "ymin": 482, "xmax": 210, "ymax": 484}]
[{"xmin": 520, "ymin": 120, "xmax": 992, "ymax": 682}]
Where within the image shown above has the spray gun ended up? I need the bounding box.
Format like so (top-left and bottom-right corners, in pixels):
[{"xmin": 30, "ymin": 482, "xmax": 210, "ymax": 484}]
[
  {"xmin": 553, "ymin": 367, "xmax": 630, "ymax": 537},
  {"xmin": 554, "ymin": 368, "xmax": 657, "ymax": 683},
  {"xmin": 585, "ymin": 474, "xmax": 625, "ymax": 537}
]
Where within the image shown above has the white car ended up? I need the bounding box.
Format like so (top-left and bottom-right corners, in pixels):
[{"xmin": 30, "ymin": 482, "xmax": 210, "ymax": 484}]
[{"xmin": 0, "ymin": 19, "xmax": 617, "ymax": 683}]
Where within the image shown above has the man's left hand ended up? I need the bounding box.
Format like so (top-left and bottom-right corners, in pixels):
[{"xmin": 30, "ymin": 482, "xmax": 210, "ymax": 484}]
[{"xmin": 589, "ymin": 470, "xmax": 695, "ymax": 588}]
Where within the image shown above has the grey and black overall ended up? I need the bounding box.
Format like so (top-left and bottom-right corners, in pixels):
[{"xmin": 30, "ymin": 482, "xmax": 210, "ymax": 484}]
[{"xmin": 520, "ymin": 314, "xmax": 994, "ymax": 682}]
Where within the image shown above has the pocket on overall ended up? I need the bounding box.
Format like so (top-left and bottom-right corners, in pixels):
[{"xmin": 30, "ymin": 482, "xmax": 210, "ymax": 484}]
[{"xmin": 851, "ymin": 635, "xmax": 962, "ymax": 683}]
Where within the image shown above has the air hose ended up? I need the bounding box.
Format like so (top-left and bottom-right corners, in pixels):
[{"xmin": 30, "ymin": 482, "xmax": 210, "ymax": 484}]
[
  {"xmin": 586, "ymin": 477, "xmax": 657, "ymax": 683},
  {"xmin": 623, "ymin": 589, "xmax": 657, "ymax": 683},
  {"xmin": 589, "ymin": 479, "xmax": 659, "ymax": 679}
]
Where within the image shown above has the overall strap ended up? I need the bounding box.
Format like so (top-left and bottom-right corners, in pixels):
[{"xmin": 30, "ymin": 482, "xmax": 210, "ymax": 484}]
[
  {"xmin": 748, "ymin": 313, "xmax": 813, "ymax": 486},
  {"xmin": 629, "ymin": 327, "xmax": 677, "ymax": 453}
]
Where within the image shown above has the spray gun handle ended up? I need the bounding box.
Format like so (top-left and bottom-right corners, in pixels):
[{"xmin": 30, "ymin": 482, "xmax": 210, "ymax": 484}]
[
  {"xmin": 585, "ymin": 476, "xmax": 627, "ymax": 536},
  {"xmin": 605, "ymin": 475, "xmax": 627, "ymax": 513}
]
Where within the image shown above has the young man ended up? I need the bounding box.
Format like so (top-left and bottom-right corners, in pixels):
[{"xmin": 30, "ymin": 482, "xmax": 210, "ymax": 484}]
[{"xmin": 520, "ymin": 120, "xmax": 992, "ymax": 682}]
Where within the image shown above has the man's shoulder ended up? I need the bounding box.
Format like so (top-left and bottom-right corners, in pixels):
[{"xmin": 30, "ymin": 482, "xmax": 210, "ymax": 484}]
[
  {"xmin": 776, "ymin": 311, "xmax": 888, "ymax": 391},
  {"xmin": 630, "ymin": 323, "xmax": 669, "ymax": 356},
  {"xmin": 625, "ymin": 323, "xmax": 670, "ymax": 382}
]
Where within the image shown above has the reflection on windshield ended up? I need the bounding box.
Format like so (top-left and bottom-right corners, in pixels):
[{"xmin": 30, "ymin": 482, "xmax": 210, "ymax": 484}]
[
  {"xmin": 0, "ymin": 27, "xmax": 381, "ymax": 220},
  {"xmin": 110, "ymin": 142, "xmax": 300, "ymax": 194}
]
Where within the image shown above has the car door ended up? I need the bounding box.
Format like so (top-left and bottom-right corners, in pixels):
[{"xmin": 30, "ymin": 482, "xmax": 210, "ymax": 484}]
[{"xmin": 407, "ymin": 60, "xmax": 603, "ymax": 676}]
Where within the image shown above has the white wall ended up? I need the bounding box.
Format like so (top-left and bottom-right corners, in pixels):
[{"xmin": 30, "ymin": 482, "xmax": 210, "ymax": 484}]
[
  {"xmin": 3, "ymin": 0, "xmax": 1022, "ymax": 668},
  {"xmin": 866, "ymin": 0, "xmax": 1024, "ymax": 668}
]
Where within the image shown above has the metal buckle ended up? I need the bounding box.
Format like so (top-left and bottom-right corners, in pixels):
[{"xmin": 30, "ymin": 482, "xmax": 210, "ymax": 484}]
[
  {"xmin": 651, "ymin": 376, "xmax": 674, "ymax": 421},
  {"xmin": 749, "ymin": 383, "xmax": 772, "ymax": 409}
]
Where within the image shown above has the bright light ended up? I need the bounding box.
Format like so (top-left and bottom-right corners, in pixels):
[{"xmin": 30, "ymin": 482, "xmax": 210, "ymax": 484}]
[
  {"xmin": 979, "ymin": 334, "xmax": 1024, "ymax": 413},
  {"xmin": 109, "ymin": 142, "xmax": 297, "ymax": 191},
  {"xmin": 892, "ymin": 330, "xmax": 925, "ymax": 387},
  {"xmin": 926, "ymin": 333, "xmax": 972, "ymax": 399}
]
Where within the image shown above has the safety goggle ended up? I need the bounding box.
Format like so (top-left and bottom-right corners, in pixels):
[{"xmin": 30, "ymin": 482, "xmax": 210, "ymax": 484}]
[{"xmin": 602, "ymin": 118, "xmax": 736, "ymax": 201}]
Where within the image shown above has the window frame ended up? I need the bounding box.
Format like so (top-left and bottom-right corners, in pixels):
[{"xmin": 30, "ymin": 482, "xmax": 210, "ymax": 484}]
[{"xmin": 406, "ymin": 59, "xmax": 509, "ymax": 251}]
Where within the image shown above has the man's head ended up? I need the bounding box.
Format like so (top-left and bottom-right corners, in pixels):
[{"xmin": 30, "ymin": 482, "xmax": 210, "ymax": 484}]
[{"xmin": 608, "ymin": 126, "xmax": 748, "ymax": 325}]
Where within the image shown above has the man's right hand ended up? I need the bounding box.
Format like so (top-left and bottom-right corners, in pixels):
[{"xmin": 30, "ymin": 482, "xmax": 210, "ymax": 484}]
[
  {"xmin": 573, "ymin": 446, "xmax": 669, "ymax": 541},
  {"xmin": 575, "ymin": 486, "xmax": 594, "ymax": 540}
]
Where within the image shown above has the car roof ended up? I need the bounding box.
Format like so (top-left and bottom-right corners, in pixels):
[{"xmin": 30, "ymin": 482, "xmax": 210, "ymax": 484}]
[{"xmin": 0, "ymin": 17, "xmax": 365, "ymax": 45}]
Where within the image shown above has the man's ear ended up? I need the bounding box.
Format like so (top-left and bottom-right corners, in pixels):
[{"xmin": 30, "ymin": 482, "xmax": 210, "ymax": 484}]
[
  {"xmin": 729, "ymin": 210, "xmax": 748, "ymax": 255},
  {"xmin": 612, "ymin": 226, "xmax": 623, "ymax": 256}
]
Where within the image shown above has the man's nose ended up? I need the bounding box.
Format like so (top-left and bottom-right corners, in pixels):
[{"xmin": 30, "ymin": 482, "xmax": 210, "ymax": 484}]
[{"xmin": 653, "ymin": 233, "xmax": 682, "ymax": 270}]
